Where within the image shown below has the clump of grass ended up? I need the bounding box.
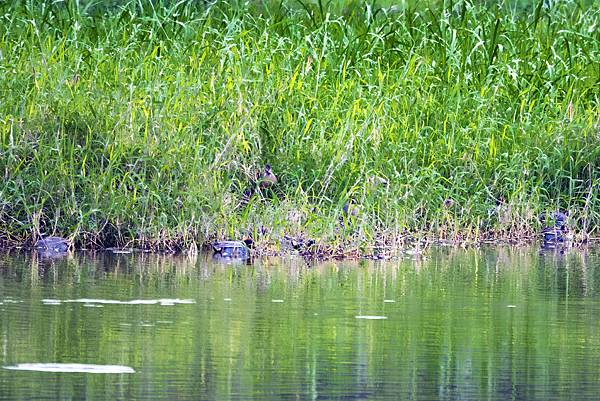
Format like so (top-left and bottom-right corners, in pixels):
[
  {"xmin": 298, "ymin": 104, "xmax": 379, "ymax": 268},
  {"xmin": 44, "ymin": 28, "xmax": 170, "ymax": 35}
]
[{"xmin": 0, "ymin": 0, "xmax": 598, "ymax": 254}]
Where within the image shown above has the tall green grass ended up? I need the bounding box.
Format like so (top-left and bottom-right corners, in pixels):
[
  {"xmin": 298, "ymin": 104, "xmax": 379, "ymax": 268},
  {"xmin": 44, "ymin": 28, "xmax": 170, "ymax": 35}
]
[{"xmin": 0, "ymin": 0, "xmax": 598, "ymax": 251}]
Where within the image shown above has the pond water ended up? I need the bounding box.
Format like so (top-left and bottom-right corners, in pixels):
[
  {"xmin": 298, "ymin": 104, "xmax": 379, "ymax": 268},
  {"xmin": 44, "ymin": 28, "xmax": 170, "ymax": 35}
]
[{"xmin": 1, "ymin": 246, "xmax": 599, "ymax": 400}]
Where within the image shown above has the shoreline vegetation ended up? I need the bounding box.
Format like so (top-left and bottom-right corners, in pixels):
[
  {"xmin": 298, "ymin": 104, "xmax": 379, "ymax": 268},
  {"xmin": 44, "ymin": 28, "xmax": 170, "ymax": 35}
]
[{"xmin": 0, "ymin": 0, "xmax": 598, "ymax": 258}]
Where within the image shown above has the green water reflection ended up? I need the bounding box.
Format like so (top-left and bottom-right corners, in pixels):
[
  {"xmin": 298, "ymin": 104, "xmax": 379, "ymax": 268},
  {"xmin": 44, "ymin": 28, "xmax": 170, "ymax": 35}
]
[{"xmin": 1, "ymin": 247, "xmax": 599, "ymax": 400}]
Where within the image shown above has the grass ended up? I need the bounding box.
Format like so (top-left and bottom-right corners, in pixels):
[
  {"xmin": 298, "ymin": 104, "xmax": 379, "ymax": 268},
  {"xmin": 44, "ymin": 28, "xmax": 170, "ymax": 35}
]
[{"xmin": 0, "ymin": 0, "xmax": 598, "ymax": 255}]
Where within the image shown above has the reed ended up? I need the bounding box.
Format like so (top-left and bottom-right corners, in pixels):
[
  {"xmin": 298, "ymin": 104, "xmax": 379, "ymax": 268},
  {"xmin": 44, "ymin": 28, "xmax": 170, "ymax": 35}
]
[{"xmin": 0, "ymin": 0, "xmax": 598, "ymax": 252}]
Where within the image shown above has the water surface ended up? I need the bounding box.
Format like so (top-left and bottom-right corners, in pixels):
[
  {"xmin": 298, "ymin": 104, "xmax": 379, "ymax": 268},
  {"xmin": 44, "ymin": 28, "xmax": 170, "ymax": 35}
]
[{"xmin": 1, "ymin": 246, "xmax": 599, "ymax": 400}]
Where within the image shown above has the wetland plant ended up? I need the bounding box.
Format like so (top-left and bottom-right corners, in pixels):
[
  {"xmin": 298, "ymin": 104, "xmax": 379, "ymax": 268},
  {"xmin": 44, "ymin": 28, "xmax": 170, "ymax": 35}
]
[{"xmin": 0, "ymin": 0, "xmax": 598, "ymax": 254}]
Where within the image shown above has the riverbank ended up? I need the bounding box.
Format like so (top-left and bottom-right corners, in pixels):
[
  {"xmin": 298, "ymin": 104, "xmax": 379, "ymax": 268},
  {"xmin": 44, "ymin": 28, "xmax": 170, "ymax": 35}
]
[{"xmin": 0, "ymin": 1, "xmax": 598, "ymax": 255}]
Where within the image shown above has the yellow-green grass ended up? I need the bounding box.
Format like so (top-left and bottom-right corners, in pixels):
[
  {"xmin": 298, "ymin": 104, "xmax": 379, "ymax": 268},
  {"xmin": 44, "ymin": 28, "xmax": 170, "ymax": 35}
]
[{"xmin": 0, "ymin": 0, "xmax": 598, "ymax": 253}]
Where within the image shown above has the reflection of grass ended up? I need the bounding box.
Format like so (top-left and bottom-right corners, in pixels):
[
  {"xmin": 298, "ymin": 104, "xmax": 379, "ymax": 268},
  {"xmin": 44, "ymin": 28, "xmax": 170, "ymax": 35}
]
[
  {"xmin": 0, "ymin": 1, "xmax": 598, "ymax": 253},
  {"xmin": 3, "ymin": 246, "xmax": 599, "ymax": 399}
]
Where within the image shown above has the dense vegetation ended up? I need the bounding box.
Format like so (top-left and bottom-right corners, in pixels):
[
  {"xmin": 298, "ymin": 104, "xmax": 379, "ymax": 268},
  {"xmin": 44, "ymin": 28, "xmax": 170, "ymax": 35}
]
[{"xmin": 0, "ymin": 0, "xmax": 598, "ymax": 253}]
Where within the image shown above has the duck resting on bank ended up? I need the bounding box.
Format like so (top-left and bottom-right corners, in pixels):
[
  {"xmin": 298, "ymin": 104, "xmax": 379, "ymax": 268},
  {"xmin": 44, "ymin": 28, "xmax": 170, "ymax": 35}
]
[
  {"xmin": 212, "ymin": 239, "xmax": 254, "ymax": 260},
  {"xmin": 239, "ymin": 164, "xmax": 277, "ymax": 208},
  {"xmin": 540, "ymin": 211, "xmax": 570, "ymax": 244},
  {"xmin": 35, "ymin": 236, "xmax": 72, "ymax": 253},
  {"xmin": 258, "ymin": 164, "xmax": 277, "ymax": 189},
  {"xmin": 342, "ymin": 199, "xmax": 359, "ymax": 218}
]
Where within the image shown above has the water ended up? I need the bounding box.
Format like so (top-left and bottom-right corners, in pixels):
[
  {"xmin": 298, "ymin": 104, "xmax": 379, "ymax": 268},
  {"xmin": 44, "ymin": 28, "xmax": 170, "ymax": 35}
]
[{"xmin": 1, "ymin": 246, "xmax": 599, "ymax": 400}]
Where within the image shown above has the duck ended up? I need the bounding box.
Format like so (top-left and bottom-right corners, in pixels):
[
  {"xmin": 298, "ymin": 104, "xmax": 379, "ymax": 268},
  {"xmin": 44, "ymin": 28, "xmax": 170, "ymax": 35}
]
[
  {"xmin": 258, "ymin": 164, "xmax": 277, "ymax": 189},
  {"xmin": 35, "ymin": 236, "xmax": 72, "ymax": 253},
  {"xmin": 540, "ymin": 211, "xmax": 569, "ymax": 244},
  {"xmin": 342, "ymin": 199, "xmax": 359, "ymax": 218},
  {"xmin": 284, "ymin": 234, "xmax": 315, "ymax": 251},
  {"xmin": 212, "ymin": 239, "xmax": 253, "ymax": 260},
  {"xmin": 239, "ymin": 164, "xmax": 276, "ymax": 208}
]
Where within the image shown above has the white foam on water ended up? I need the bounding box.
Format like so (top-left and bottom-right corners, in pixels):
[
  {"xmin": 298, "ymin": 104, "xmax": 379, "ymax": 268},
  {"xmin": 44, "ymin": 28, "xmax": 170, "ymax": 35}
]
[
  {"xmin": 507, "ymin": 305, "xmax": 517, "ymax": 308},
  {"xmin": 118, "ymin": 300, "xmax": 156, "ymax": 305},
  {"xmin": 3, "ymin": 299, "xmax": 23, "ymax": 304},
  {"xmin": 355, "ymin": 315, "xmax": 387, "ymax": 320},
  {"xmin": 224, "ymin": 298, "xmax": 232, "ymax": 301},
  {"xmin": 165, "ymin": 299, "xmax": 195, "ymax": 304},
  {"xmin": 3, "ymin": 363, "xmax": 135, "ymax": 374},
  {"xmin": 271, "ymin": 299, "xmax": 284, "ymax": 303},
  {"xmin": 42, "ymin": 298, "xmax": 195, "ymax": 306},
  {"xmin": 383, "ymin": 300, "xmax": 395, "ymax": 303}
]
